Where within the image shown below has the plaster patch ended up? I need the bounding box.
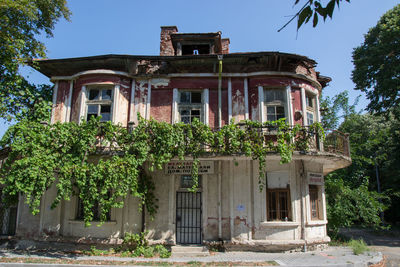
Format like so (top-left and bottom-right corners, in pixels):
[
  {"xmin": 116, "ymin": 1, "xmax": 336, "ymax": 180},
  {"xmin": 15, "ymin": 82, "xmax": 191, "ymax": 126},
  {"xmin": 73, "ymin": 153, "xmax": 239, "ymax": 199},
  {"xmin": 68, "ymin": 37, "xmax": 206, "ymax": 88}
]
[{"xmin": 151, "ymin": 78, "xmax": 170, "ymax": 88}]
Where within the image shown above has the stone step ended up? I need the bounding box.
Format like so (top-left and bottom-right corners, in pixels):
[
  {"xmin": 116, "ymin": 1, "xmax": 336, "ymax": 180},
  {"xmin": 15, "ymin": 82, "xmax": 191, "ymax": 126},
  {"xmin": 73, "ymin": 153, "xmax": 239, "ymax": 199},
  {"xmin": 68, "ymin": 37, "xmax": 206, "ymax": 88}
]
[{"xmin": 171, "ymin": 245, "xmax": 209, "ymax": 257}]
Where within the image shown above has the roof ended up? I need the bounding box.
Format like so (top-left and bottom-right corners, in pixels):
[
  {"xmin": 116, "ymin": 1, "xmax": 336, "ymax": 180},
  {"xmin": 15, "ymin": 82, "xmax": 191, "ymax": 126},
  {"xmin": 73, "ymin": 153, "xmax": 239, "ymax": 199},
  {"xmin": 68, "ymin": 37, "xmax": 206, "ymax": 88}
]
[{"xmin": 31, "ymin": 51, "xmax": 318, "ymax": 78}]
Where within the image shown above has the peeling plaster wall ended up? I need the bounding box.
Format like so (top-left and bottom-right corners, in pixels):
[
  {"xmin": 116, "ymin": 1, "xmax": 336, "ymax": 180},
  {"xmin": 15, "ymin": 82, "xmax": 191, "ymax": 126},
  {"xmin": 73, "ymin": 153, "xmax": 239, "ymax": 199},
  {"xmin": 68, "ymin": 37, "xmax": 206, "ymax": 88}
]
[
  {"xmin": 291, "ymin": 88, "xmax": 303, "ymax": 125},
  {"xmin": 249, "ymin": 87, "xmax": 259, "ymax": 121},
  {"xmin": 231, "ymin": 79, "xmax": 245, "ymax": 122},
  {"xmin": 133, "ymin": 79, "xmax": 149, "ymax": 123},
  {"xmin": 53, "ymin": 80, "xmax": 70, "ymax": 123}
]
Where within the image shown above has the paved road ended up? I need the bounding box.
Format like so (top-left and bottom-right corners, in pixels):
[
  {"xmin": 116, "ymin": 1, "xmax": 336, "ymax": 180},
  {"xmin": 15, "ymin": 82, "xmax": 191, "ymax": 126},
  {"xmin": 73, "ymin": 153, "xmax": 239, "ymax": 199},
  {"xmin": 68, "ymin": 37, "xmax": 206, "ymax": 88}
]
[{"xmin": 340, "ymin": 228, "xmax": 400, "ymax": 267}]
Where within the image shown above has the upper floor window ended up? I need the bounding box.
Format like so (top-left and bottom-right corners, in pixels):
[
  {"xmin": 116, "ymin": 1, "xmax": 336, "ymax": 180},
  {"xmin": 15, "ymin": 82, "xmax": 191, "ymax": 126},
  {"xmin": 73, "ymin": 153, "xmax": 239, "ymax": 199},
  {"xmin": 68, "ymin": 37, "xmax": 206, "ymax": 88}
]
[
  {"xmin": 264, "ymin": 88, "xmax": 286, "ymax": 121},
  {"xmin": 86, "ymin": 85, "xmax": 113, "ymax": 122},
  {"xmin": 306, "ymin": 94, "xmax": 315, "ymax": 125},
  {"xmin": 178, "ymin": 91, "xmax": 203, "ymax": 124}
]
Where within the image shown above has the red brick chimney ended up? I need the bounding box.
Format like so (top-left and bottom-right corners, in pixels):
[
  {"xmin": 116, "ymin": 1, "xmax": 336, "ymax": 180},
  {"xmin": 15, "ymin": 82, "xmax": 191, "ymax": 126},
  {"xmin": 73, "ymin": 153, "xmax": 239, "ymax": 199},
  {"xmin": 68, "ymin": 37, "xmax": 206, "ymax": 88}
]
[
  {"xmin": 160, "ymin": 26, "xmax": 178, "ymax": 56},
  {"xmin": 221, "ymin": 38, "xmax": 230, "ymax": 54}
]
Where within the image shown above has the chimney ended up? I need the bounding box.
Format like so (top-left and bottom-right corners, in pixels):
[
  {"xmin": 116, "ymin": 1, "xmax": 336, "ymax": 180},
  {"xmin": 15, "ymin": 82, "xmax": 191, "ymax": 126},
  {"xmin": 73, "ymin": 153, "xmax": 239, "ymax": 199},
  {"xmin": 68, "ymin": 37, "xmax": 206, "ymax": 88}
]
[
  {"xmin": 221, "ymin": 38, "xmax": 230, "ymax": 54},
  {"xmin": 160, "ymin": 26, "xmax": 178, "ymax": 56}
]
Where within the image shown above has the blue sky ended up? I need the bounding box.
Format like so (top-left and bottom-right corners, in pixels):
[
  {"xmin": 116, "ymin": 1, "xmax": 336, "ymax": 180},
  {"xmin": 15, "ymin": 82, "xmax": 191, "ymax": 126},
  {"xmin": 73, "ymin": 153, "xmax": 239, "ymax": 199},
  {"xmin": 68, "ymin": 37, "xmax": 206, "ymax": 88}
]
[{"xmin": 3, "ymin": 0, "xmax": 399, "ymax": 136}]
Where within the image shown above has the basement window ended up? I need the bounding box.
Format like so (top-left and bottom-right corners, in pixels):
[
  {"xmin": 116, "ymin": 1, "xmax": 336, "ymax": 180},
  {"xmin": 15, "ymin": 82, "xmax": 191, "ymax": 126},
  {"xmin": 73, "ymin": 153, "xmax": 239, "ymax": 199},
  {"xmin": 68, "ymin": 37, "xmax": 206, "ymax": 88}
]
[{"xmin": 86, "ymin": 85, "xmax": 113, "ymax": 122}]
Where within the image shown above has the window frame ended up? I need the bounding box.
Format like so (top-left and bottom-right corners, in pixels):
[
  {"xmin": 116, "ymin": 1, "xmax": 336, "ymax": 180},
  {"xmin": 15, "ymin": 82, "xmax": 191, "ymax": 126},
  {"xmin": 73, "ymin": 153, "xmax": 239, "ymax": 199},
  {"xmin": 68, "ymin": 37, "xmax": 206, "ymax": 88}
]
[
  {"xmin": 263, "ymin": 88, "xmax": 288, "ymax": 122},
  {"xmin": 305, "ymin": 94, "xmax": 316, "ymax": 125},
  {"xmin": 180, "ymin": 175, "xmax": 202, "ymax": 189},
  {"xmin": 76, "ymin": 194, "xmax": 112, "ymax": 222},
  {"xmin": 309, "ymin": 185, "xmax": 322, "ymax": 220},
  {"xmin": 266, "ymin": 188, "xmax": 292, "ymax": 222},
  {"xmin": 85, "ymin": 85, "xmax": 114, "ymax": 122},
  {"xmin": 178, "ymin": 90, "xmax": 204, "ymax": 124}
]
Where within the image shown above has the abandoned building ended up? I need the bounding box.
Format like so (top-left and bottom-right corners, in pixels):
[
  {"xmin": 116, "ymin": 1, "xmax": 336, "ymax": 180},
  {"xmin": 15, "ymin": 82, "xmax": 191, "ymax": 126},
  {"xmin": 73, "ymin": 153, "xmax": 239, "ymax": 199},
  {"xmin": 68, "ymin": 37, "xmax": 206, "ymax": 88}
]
[{"xmin": 5, "ymin": 26, "xmax": 351, "ymax": 251}]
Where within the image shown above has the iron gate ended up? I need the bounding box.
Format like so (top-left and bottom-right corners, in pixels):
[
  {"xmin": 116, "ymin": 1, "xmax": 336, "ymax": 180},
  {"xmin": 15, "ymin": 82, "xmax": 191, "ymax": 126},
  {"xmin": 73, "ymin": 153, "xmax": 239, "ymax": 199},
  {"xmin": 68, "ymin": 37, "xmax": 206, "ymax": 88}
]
[{"xmin": 176, "ymin": 192, "xmax": 202, "ymax": 244}]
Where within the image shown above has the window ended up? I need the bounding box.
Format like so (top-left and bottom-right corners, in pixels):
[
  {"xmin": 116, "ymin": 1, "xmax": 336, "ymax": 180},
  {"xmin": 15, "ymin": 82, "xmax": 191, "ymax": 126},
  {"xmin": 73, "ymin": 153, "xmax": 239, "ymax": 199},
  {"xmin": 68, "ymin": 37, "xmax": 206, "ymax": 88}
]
[
  {"xmin": 307, "ymin": 112, "xmax": 314, "ymax": 125},
  {"xmin": 306, "ymin": 94, "xmax": 315, "ymax": 125},
  {"xmin": 309, "ymin": 185, "xmax": 321, "ymax": 220},
  {"xmin": 86, "ymin": 86, "xmax": 113, "ymax": 122},
  {"xmin": 180, "ymin": 175, "xmax": 202, "ymax": 188},
  {"xmin": 306, "ymin": 95, "xmax": 314, "ymax": 108},
  {"xmin": 76, "ymin": 192, "xmax": 111, "ymax": 221},
  {"xmin": 178, "ymin": 91, "xmax": 203, "ymax": 124},
  {"xmin": 264, "ymin": 89, "xmax": 286, "ymax": 121},
  {"xmin": 267, "ymin": 188, "xmax": 291, "ymax": 221}
]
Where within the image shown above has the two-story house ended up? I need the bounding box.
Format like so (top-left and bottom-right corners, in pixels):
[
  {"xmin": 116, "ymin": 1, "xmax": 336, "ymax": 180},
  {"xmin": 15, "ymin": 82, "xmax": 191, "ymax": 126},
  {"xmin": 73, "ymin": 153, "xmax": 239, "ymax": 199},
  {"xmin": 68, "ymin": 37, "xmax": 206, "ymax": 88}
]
[{"xmin": 13, "ymin": 26, "xmax": 351, "ymax": 251}]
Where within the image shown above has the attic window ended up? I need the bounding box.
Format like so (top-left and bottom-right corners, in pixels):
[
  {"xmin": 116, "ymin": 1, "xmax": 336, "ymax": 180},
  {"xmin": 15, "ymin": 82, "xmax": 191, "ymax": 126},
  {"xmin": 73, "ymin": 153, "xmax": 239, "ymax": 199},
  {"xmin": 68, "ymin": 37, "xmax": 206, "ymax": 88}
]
[{"xmin": 182, "ymin": 44, "xmax": 210, "ymax": 55}]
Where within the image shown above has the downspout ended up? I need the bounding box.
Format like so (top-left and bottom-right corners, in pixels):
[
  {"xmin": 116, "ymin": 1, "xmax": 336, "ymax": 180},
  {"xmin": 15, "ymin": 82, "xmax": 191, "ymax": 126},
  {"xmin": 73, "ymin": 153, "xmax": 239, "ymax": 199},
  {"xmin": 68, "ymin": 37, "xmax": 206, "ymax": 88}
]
[
  {"xmin": 300, "ymin": 160, "xmax": 307, "ymax": 252},
  {"xmin": 218, "ymin": 161, "xmax": 222, "ymax": 240},
  {"xmin": 217, "ymin": 55, "xmax": 223, "ymax": 128}
]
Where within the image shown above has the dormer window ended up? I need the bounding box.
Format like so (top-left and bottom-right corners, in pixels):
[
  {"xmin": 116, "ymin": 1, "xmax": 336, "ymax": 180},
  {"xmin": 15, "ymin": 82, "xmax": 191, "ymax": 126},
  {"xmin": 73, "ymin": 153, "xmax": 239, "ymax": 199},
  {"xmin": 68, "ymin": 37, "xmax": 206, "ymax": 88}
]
[{"xmin": 182, "ymin": 44, "xmax": 210, "ymax": 55}]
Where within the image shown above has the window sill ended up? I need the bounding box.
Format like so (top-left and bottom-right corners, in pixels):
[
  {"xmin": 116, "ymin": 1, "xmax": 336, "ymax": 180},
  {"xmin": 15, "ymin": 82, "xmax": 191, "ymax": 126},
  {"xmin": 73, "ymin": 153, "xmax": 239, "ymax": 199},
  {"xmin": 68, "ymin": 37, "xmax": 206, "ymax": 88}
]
[
  {"xmin": 68, "ymin": 220, "xmax": 117, "ymax": 225},
  {"xmin": 260, "ymin": 221, "xmax": 300, "ymax": 228},
  {"xmin": 306, "ymin": 220, "xmax": 327, "ymax": 226}
]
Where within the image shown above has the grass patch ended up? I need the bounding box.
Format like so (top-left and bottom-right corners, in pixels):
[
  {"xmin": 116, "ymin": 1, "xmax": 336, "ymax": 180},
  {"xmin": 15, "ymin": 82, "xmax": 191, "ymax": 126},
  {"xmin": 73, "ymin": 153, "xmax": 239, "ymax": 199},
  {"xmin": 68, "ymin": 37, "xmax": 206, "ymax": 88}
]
[{"xmin": 348, "ymin": 239, "xmax": 369, "ymax": 255}]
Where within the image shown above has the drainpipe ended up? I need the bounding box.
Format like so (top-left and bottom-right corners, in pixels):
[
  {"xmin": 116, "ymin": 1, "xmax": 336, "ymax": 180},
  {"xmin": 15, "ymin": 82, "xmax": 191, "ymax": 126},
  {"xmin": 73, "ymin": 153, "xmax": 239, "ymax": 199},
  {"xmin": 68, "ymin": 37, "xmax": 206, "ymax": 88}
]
[
  {"xmin": 218, "ymin": 161, "xmax": 222, "ymax": 240},
  {"xmin": 300, "ymin": 160, "xmax": 307, "ymax": 252},
  {"xmin": 217, "ymin": 55, "xmax": 223, "ymax": 128}
]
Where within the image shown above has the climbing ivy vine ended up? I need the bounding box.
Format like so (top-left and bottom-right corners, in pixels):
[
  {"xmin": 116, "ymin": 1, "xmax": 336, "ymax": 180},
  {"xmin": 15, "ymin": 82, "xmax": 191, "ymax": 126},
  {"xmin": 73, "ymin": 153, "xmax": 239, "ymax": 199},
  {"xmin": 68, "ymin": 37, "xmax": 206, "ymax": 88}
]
[{"xmin": 0, "ymin": 116, "xmax": 323, "ymax": 226}]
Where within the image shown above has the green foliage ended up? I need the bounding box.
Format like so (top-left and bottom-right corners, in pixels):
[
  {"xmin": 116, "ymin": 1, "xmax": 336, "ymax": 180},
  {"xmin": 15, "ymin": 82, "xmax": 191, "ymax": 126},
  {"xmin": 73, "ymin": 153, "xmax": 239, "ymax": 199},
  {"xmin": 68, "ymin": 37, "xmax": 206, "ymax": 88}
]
[
  {"xmin": 0, "ymin": 115, "xmax": 323, "ymax": 224},
  {"xmin": 348, "ymin": 239, "xmax": 369, "ymax": 255},
  {"xmin": 0, "ymin": 0, "xmax": 70, "ymax": 121},
  {"xmin": 320, "ymin": 90, "xmax": 360, "ymax": 130},
  {"xmin": 120, "ymin": 231, "xmax": 149, "ymax": 252},
  {"xmin": 279, "ymin": 0, "xmax": 350, "ymax": 32},
  {"xmin": 154, "ymin": 245, "xmax": 171, "ymax": 258},
  {"xmin": 352, "ymin": 4, "xmax": 400, "ymax": 113},
  {"xmin": 325, "ymin": 174, "xmax": 388, "ymax": 237}
]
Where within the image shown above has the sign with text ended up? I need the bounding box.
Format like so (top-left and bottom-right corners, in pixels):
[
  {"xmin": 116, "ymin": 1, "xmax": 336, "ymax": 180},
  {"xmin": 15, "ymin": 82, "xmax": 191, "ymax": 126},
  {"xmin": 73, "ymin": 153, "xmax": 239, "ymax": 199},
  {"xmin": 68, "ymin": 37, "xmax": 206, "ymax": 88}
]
[
  {"xmin": 165, "ymin": 161, "xmax": 214, "ymax": 175},
  {"xmin": 307, "ymin": 172, "xmax": 324, "ymax": 185}
]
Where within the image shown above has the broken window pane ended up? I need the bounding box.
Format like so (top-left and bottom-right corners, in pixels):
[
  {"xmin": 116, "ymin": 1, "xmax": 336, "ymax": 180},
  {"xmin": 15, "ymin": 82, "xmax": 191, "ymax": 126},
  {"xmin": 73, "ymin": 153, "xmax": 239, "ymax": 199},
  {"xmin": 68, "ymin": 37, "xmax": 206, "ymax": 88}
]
[
  {"xmin": 87, "ymin": 105, "xmax": 98, "ymax": 114},
  {"xmin": 180, "ymin": 92, "xmax": 191, "ymax": 103},
  {"xmin": 89, "ymin": 90, "xmax": 100, "ymax": 100},
  {"xmin": 191, "ymin": 92, "xmax": 202, "ymax": 103},
  {"xmin": 102, "ymin": 89, "xmax": 112, "ymax": 100}
]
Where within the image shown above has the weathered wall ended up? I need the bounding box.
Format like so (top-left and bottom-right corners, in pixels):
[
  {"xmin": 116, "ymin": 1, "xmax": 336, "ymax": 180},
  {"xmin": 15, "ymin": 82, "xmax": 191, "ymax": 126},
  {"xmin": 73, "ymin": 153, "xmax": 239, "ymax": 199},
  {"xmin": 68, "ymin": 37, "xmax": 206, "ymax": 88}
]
[
  {"xmin": 53, "ymin": 80, "xmax": 70, "ymax": 123},
  {"xmin": 150, "ymin": 89, "xmax": 172, "ymax": 123}
]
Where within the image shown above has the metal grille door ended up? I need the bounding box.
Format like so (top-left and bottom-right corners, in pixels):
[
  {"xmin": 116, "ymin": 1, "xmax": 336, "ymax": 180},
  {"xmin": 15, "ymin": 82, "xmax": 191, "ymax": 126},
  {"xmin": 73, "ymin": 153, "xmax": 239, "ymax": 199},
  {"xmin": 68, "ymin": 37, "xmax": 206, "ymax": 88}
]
[{"xmin": 176, "ymin": 192, "xmax": 202, "ymax": 244}]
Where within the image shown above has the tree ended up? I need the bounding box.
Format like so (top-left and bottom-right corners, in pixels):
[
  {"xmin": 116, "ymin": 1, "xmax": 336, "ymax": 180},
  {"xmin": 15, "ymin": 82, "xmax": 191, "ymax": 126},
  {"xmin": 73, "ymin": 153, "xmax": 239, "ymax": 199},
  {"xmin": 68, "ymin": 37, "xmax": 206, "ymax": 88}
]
[
  {"xmin": 352, "ymin": 4, "xmax": 400, "ymax": 113},
  {"xmin": 278, "ymin": 0, "xmax": 351, "ymax": 32},
  {"xmin": 320, "ymin": 93, "xmax": 394, "ymax": 235},
  {"xmin": 0, "ymin": 0, "xmax": 70, "ymax": 121},
  {"xmin": 319, "ymin": 90, "xmax": 359, "ymax": 130}
]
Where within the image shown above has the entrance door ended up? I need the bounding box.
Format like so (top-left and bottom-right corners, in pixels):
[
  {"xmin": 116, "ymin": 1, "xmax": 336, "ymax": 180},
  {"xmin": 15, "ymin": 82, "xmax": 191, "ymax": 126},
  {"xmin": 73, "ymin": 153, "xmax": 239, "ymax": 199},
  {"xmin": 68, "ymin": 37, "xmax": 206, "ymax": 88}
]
[{"xmin": 176, "ymin": 192, "xmax": 202, "ymax": 244}]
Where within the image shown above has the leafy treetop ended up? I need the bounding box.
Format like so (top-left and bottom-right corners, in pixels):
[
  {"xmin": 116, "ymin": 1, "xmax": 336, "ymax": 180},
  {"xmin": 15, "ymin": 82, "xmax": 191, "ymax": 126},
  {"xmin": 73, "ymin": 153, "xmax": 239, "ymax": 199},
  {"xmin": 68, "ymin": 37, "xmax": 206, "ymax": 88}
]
[
  {"xmin": 352, "ymin": 4, "xmax": 400, "ymax": 114},
  {"xmin": 0, "ymin": 0, "xmax": 70, "ymax": 121}
]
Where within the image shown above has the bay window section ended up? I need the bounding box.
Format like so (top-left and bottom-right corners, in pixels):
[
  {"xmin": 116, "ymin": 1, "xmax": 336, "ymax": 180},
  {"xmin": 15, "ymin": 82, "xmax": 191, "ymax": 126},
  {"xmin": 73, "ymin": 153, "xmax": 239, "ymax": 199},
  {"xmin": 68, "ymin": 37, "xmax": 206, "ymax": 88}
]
[{"xmin": 86, "ymin": 86, "xmax": 113, "ymax": 122}]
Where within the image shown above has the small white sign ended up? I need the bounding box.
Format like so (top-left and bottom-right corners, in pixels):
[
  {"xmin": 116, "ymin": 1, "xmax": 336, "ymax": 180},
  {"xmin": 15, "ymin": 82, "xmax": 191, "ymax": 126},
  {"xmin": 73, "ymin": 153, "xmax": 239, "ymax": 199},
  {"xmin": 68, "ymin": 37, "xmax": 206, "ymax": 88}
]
[
  {"xmin": 165, "ymin": 161, "xmax": 214, "ymax": 175},
  {"xmin": 307, "ymin": 172, "xmax": 324, "ymax": 185}
]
